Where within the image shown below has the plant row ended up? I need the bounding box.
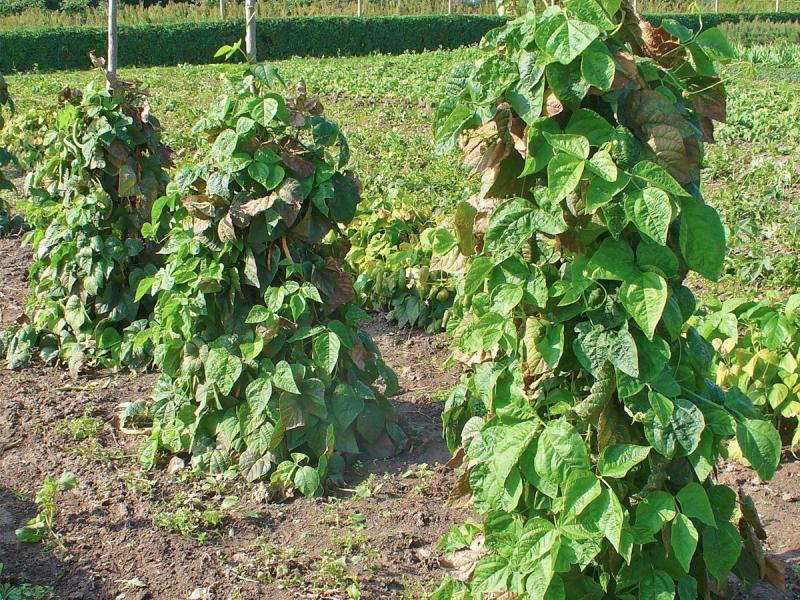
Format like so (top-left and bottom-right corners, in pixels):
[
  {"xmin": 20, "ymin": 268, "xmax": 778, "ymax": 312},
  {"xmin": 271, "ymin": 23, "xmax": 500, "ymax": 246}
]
[{"xmin": 2, "ymin": 11, "xmax": 800, "ymax": 72}]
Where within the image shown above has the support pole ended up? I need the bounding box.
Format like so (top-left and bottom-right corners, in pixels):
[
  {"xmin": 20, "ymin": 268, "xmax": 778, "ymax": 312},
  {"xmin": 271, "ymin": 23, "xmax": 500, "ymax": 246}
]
[
  {"xmin": 245, "ymin": 0, "xmax": 256, "ymax": 62},
  {"xmin": 448, "ymin": 0, "xmax": 452, "ymax": 14},
  {"xmin": 219, "ymin": 0, "xmax": 225, "ymax": 19},
  {"xmin": 107, "ymin": 0, "xmax": 118, "ymax": 86},
  {"xmin": 357, "ymin": 0, "xmax": 363, "ymax": 17}
]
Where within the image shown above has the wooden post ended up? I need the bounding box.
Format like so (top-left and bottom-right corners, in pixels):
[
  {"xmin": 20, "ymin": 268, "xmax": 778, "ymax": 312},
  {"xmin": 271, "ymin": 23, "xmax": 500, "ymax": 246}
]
[
  {"xmin": 357, "ymin": 0, "xmax": 363, "ymax": 17},
  {"xmin": 775, "ymin": 0, "xmax": 780, "ymax": 11},
  {"xmin": 714, "ymin": 0, "xmax": 719, "ymax": 12},
  {"xmin": 107, "ymin": 0, "xmax": 118, "ymax": 85},
  {"xmin": 245, "ymin": 0, "xmax": 256, "ymax": 62},
  {"xmin": 448, "ymin": 0, "xmax": 452, "ymax": 14},
  {"xmin": 632, "ymin": 0, "xmax": 637, "ymax": 12},
  {"xmin": 219, "ymin": 0, "xmax": 225, "ymax": 19}
]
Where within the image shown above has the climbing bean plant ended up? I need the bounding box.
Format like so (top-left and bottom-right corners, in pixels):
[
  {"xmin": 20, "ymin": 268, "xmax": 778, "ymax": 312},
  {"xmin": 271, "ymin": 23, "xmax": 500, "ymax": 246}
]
[
  {"xmin": 5, "ymin": 77, "xmax": 171, "ymax": 373},
  {"xmin": 0, "ymin": 74, "xmax": 20, "ymax": 234},
  {"xmin": 135, "ymin": 57, "xmax": 405, "ymax": 494},
  {"xmin": 430, "ymin": 1, "xmax": 783, "ymax": 598}
]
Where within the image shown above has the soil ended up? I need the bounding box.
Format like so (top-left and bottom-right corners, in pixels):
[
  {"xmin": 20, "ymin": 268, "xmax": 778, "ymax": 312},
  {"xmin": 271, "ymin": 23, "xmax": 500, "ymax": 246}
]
[{"xmin": 0, "ymin": 233, "xmax": 798, "ymax": 600}]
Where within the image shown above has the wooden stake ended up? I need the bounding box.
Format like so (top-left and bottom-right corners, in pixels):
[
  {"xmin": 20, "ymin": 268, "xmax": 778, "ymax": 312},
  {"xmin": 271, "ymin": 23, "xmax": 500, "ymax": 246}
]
[
  {"xmin": 107, "ymin": 0, "xmax": 118, "ymax": 86},
  {"xmin": 219, "ymin": 0, "xmax": 225, "ymax": 19},
  {"xmin": 245, "ymin": 0, "xmax": 256, "ymax": 62}
]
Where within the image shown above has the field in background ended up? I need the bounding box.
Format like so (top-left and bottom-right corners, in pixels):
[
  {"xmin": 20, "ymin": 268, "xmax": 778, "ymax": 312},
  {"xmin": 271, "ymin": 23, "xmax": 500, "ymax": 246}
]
[
  {"xmin": 0, "ymin": 0, "xmax": 799, "ymax": 29},
  {"xmin": 5, "ymin": 39, "xmax": 800, "ymax": 300}
]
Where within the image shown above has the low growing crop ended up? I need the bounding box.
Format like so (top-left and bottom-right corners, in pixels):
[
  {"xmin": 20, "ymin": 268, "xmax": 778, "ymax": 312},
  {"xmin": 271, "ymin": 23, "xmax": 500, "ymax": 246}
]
[
  {"xmin": 697, "ymin": 294, "xmax": 800, "ymax": 453},
  {"xmin": 347, "ymin": 191, "xmax": 456, "ymax": 332},
  {"xmin": 430, "ymin": 1, "xmax": 783, "ymax": 597},
  {"xmin": 15, "ymin": 470, "xmax": 76, "ymax": 546},
  {"xmin": 0, "ymin": 74, "xmax": 22, "ymax": 235},
  {"xmin": 135, "ymin": 49, "xmax": 405, "ymax": 493},
  {"xmin": 5, "ymin": 76, "xmax": 171, "ymax": 373}
]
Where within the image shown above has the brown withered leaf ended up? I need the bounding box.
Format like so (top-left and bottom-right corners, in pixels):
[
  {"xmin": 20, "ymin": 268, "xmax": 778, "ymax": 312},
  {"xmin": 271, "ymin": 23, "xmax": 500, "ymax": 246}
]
[
  {"xmin": 106, "ymin": 140, "xmax": 129, "ymax": 168},
  {"xmin": 312, "ymin": 257, "xmax": 355, "ymax": 308},
  {"xmin": 463, "ymin": 120, "xmax": 511, "ymax": 176},
  {"xmin": 739, "ymin": 489, "xmax": 768, "ymax": 540},
  {"xmin": 438, "ymin": 536, "xmax": 486, "ymax": 582},
  {"xmin": 621, "ymin": 4, "xmax": 686, "ymax": 67},
  {"xmin": 509, "ymin": 114, "xmax": 527, "ymax": 155},
  {"xmin": 448, "ymin": 470, "xmax": 474, "ymax": 510},
  {"xmin": 281, "ymin": 154, "xmax": 316, "ymax": 178},
  {"xmin": 544, "ymin": 89, "xmax": 564, "ymax": 117},
  {"xmin": 625, "ymin": 90, "xmax": 698, "ymax": 183},
  {"xmin": 231, "ymin": 195, "xmax": 276, "ymax": 228},
  {"xmin": 274, "ymin": 178, "xmax": 305, "ymax": 227},
  {"xmin": 217, "ymin": 211, "xmax": 236, "ymax": 244},
  {"xmin": 643, "ymin": 123, "xmax": 691, "ymax": 182},
  {"xmin": 693, "ymin": 84, "xmax": 727, "ymax": 142},
  {"xmin": 612, "ymin": 51, "xmax": 646, "ymax": 91},
  {"xmin": 764, "ymin": 557, "xmax": 786, "ymax": 591},
  {"xmin": 182, "ymin": 194, "xmax": 217, "ymax": 220}
]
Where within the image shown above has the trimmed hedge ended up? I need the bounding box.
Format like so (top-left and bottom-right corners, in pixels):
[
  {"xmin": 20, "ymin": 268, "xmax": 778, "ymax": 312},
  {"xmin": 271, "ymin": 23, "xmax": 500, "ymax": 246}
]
[{"xmin": 1, "ymin": 12, "xmax": 799, "ymax": 73}]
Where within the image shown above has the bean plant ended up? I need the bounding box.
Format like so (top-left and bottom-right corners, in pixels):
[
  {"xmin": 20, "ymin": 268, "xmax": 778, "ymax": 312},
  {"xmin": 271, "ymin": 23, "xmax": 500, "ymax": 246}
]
[
  {"xmin": 135, "ymin": 52, "xmax": 405, "ymax": 493},
  {"xmin": 5, "ymin": 77, "xmax": 171, "ymax": 373},
  {"xmin": 698, "ymin": 294, "xmax": 800, "ymax": 453},
  {"xmin": 430, "ymin": 1, "xmax": 783, "ymax": 597},
  {"xmin": 0, "ymin": 74, "xmax": 20, "ymax": 234}
]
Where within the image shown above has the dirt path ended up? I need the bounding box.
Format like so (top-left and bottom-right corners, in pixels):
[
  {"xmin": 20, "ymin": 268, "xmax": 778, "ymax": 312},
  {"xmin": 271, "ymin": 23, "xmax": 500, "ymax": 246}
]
[{"xmin": 0, "ymin": 234, "xmax": 799, "ymax": 600}]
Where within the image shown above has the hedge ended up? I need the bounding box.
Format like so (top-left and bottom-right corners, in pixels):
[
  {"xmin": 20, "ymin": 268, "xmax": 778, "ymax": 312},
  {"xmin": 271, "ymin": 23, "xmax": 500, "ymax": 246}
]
[{"xmin": 1, "ymin": 12, "xmax": 799, "ymax": 73}]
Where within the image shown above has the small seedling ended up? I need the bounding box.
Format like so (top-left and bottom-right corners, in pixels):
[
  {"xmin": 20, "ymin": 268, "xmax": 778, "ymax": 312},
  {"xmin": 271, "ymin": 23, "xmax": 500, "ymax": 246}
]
[{"xmin": 15, "ymin": 471, "xmax": 76, "ymax": 545}]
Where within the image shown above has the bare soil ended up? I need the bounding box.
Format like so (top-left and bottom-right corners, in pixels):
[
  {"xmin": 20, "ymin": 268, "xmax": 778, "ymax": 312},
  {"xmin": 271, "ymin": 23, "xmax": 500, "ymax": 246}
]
[{"xmin": 0, "ymin": 234, "xmax": 798, "ymax": 600}]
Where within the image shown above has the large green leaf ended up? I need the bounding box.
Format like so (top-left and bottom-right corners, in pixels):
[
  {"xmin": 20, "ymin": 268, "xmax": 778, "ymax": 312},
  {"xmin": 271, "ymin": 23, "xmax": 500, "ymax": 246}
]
[
  {"xmin": 736, "ymin": 418, "xmax": 781, "ymax": 481},
  {"xmin": 671, "ymin": 513, "xmax": 698, "ymax": 573},
  {"xmin": 619, "ymin": 271, "xmax": 668, "ymax": 340},
  {"xmin": 679, "ymin": 202, "xmax": 726, "ymax": 281},
  {"xmin": 205, "ymin": 347, "xmax": 243, "ymax": 396},
  {"xmin": 597, "ymin": 444, "xmax": 650, "ymax": 478},
  {"xmin": 313, "ymin": 330, "xmax": 341, "ymax": 375},
  {"xmin": 625, "ymin": 187, "xmax": 671, "ymax": 245},
  {"xmin": 547, "ymin": 153, "xmax": 585, "ymax": 201},
  {"xmin": 534, "ymin": 418, "xmax": 590, "ymax": 485},
  {"xmin": 535, "ymin": 7, "xmax": 601, "ymax": 65},
  {"xmin": 702, "ymin": 522, "xmax": 742, "ymax": 583}
]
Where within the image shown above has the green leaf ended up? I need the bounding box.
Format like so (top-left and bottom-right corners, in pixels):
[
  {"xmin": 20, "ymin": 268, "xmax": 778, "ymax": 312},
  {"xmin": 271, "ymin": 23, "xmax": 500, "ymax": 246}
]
[
  {"xmin": 435, "ymin": 103, "xmax": 476, "ymax": 153},
  {"xmin": 534, "ymin": 418, "xmax": 590, "ymax": 485},
  {"xmin": 635, "ymin": 490, "xmax": 676, "ymax": 537},
  {"xmin": 547, "ymin": 153, "xmax": 585, "ymax": 201},
  {"xmin": 736, "ymin": 418, "xmax": 781, "ymax": 481},
  {"xmin": 679, "ymin": 202, "xmax": 726, "ymax": 281},
  {"xmin": 248, "ymin": 161, "xmax": 285, "ymax": 190},
  {"xmin": 671, "ymin": 513, "xmax": 698, "ymax": 573},
  {"xmin": 493, "ymin": 421, "xmax": 538, "ymax": 482},
  {"xmin": 313, "ymin": 330, "xmax": 341, "ymax": 375},
  {"xmin": 676, "ymin": 482, "xmax": 716, "ymax": 527},
  {"xmin": 211, "ymin": 128, "xmax": 238, "ymax": 160},
  {"xmin": 546, "ymin": 62, "xmax": 590, "ymax": 110},
  {"xmin": 598, "ymin": 444, "xmax": 650, "ymax": 478},
  {"xmin": 702, "ymin": 522, "xmax": 742, "ymax": 583},
  {"xmin": 205, "ymin": 347, "xmax": 242, "ymax": 396},
  {"xmin": 619, "ymin": 271, "xmax": 668, "ymax": 340},
  {"xmin": 627, "ymin": 188, "xmax": 672, "ymax": 245},
  {"xmin": 563, "ymin": 470, "xmax": 602, "ymax": 517},
  {"xmin": 696, "ymin": 28, "xmax": 735, "ymax": 61},
  {"xmin": 273, "ymin": 360, "xmax": 301, "ymax": 394},
  {"xmin": 631, "ymin": 161, "xmax": 689, "ymax": 197},
  {"xmin": 245, "ymin": 305, "xmax": 273, "ymax": 324},
  {"xmin": 485, "ymin": 198, "xmax": 567, "ymax": 257},
  {"xmin": 565, "ymin": 108, "xmax": 616, "ymax": 146},
  {"xmin": 586, "ymin": 150, "xmax": 617, "ymax": 182},
  {"xmin": 513, "ymin": 518, "xmax": 559, "ymax": 572},
  {"xmin": 640, "ymin": 569, "xmax": 675, "ymax": 600},
  {"xmin": 294, "ymin": 465, "xmax": 321, "ymax": 497},
  {"xmin": 535, "ymin": 6, "xmax": 600, "ymax": 65},
  {"xmin": 586, "ymin": 238, "xmax": 636, "ymax": 281},
  {"xmin": 581, "ymin": 50, "xmax": 615, "ymax": 91},
  {"xmin": 645, "ymin": 398, "xmax": 705, "ymax": 458},
  {"xmin": 543, "ymin": 133, "xmax": 590, "ymax": 159},
  {"xmin": 507, "ymin": 79, "xmax": 545, "ymax": 126},
  {"xmin": 465, "ymin": 257, "xmax": 494, "ymax": 296}
]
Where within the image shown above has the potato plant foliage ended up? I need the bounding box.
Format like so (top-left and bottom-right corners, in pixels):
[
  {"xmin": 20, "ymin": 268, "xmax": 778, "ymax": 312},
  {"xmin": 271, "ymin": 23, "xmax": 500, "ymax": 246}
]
[
  {"xmin": 135, "ymin": 63, "xmax": 405, "ymax": 492},
  {"xmin": 4, "ymin": 79, "xmax": 171, "ymax": 373},
  {"xmin": 430, "ymin": 2, "xmax": 783, "ymax": 598},
  {"xmin": 0, "ymin": 74, "xmax": 21, "ymax": 235}
]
